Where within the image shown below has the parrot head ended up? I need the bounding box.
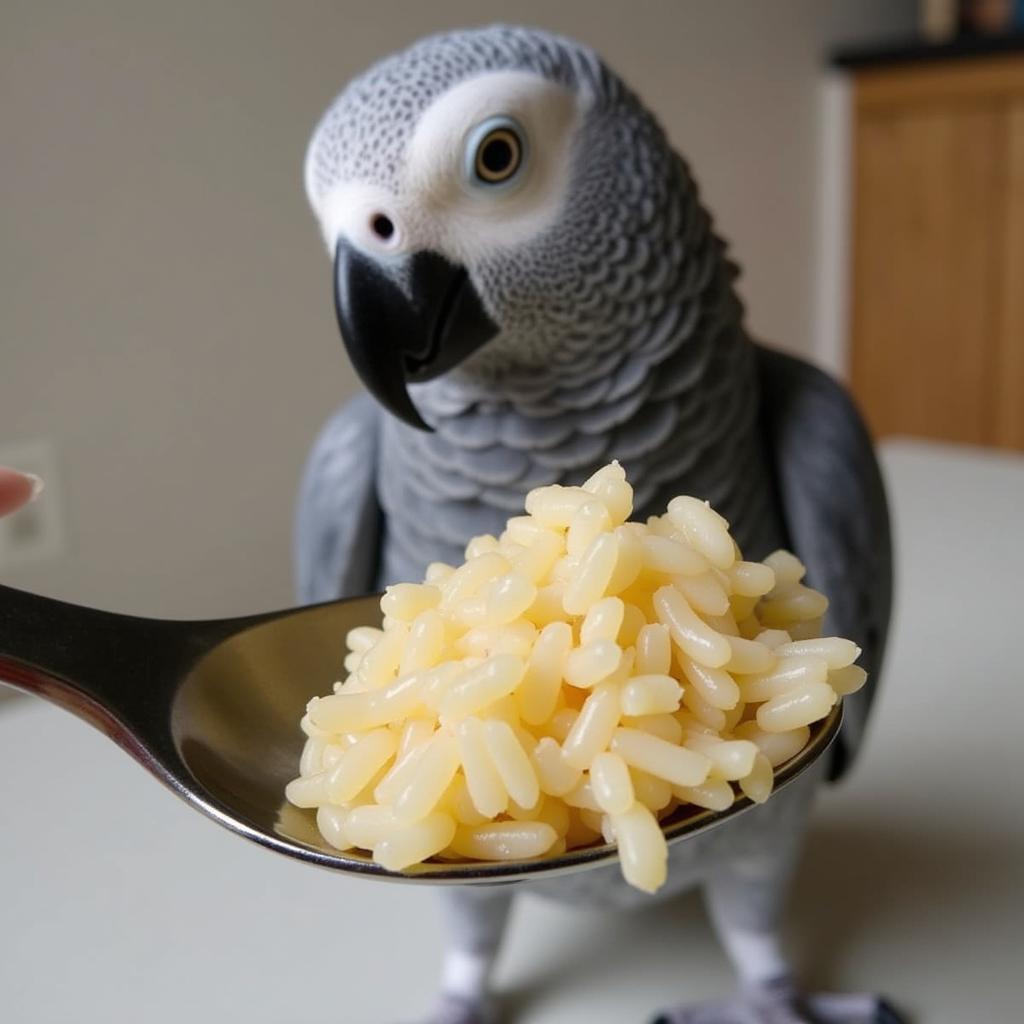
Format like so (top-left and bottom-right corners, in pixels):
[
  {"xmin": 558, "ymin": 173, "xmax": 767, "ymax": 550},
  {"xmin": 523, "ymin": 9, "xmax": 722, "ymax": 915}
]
[{"xmin": 305, "ymin": 25, "xmax": 685, "ymax": 430}]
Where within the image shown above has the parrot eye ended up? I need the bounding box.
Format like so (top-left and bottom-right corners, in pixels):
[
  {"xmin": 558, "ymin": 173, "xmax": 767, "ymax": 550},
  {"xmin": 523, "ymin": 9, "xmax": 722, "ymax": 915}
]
[
  {"xmin": 476, "ymin": 130, "xmax": 519, "ymax": 181},
  {"xmin": 465, "ymin": 116, "xmax": 526, "ymax": 188}
]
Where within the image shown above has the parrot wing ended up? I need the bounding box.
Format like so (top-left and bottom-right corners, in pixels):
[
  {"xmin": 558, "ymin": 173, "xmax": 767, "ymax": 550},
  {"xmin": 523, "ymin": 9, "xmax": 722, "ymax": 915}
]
[
  {"xmin": 294, "ymin": 392, "xmax": 383, "ymax": 603},
  {"xmin": 755, "ymin": 344, "xmax": 893, "ymax": 779}
]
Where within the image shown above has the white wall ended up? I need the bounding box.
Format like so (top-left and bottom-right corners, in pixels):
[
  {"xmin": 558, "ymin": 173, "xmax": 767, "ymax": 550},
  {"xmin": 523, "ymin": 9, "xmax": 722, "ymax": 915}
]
[{"xmin": 0, "ymin": 0, "xmax": 915, "ymax": 619}]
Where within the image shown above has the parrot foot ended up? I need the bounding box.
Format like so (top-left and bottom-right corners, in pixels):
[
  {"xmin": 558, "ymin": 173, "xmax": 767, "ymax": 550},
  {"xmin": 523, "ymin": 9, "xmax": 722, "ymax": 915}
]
[
  {"xmin": 401, "ymin": 992, "xmax": 500, "ymax": 1024},
  {"xmin": 652, "ymin": 975, "xmax": 908, "ymax": 1024}
]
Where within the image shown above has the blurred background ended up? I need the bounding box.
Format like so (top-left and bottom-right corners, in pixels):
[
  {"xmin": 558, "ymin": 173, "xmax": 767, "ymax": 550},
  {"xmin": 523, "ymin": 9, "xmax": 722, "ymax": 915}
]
[{"xmin": 2, "ymin": 3, "xmax": 1023, "ymax": 1023}]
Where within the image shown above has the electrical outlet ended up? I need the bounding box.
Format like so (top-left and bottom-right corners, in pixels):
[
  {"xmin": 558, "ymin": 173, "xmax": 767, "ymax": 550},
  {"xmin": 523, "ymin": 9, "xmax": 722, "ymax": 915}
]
[{"xmin": 0, "ymin": 439, "xmax": 64, "ymax": 569}]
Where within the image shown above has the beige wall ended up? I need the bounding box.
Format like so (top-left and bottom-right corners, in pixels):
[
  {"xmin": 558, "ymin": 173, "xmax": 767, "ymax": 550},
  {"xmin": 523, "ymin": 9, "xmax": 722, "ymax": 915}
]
[{"xmin": 0, "ymin": 1, "xmax": 914, "ymax": 619}]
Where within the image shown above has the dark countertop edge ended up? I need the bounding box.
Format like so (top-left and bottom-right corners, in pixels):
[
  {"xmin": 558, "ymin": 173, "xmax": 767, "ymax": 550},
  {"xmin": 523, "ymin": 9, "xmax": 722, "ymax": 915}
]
[{"xmin": 831, "ymin": 31, "xmax": 1024, "ymax": 71}]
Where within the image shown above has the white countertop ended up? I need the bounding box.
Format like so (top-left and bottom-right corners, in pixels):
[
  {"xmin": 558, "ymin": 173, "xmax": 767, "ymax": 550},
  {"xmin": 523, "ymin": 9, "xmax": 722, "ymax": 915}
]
[{"xmin": 2, "ymin": 439, "xmax": 1022, "ymax": 1023}]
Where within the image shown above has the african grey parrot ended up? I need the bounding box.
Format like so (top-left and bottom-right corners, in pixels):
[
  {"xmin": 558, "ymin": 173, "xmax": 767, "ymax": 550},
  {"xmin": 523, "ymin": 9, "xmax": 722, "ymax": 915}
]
[{"xmin": 295, "ymin": 25, "xmax": 896, "ymax": 1024}]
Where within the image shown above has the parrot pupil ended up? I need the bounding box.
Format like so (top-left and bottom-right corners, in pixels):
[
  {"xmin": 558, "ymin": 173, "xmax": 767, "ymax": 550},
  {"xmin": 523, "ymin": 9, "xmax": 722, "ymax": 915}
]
[{"xmin": 483, "ymin": 139, "xmax": 512, "ymax": 173}]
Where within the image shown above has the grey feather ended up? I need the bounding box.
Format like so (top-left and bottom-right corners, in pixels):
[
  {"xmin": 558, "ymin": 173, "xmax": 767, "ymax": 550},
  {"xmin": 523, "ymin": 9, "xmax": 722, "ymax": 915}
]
[
  {"xmin": 294, "ymin": 393, "xmax": 382, "ymax": 602},
  {"xmin": 755, "ymin": 344, "xmax": 893, "ymax": 778}
]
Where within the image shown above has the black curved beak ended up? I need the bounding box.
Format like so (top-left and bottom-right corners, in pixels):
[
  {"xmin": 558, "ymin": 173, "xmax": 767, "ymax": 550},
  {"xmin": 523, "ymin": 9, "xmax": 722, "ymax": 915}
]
[{"xmin": 333, "ymin": 240, "xmax": 499, "ymax": 431}]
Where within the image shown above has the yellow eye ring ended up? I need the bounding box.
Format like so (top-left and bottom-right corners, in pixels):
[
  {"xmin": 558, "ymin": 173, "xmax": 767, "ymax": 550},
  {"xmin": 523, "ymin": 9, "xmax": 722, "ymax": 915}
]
[{"xmin": 466, "ymin": 117, "xmax": 527, "ymax": 187}]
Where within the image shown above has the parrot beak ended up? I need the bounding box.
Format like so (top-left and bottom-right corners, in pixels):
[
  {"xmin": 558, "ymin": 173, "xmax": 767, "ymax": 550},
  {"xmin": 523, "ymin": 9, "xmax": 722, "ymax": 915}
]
[{"xmin": 333, "ymin": 240, "xmax": 499, "ymax": 431}]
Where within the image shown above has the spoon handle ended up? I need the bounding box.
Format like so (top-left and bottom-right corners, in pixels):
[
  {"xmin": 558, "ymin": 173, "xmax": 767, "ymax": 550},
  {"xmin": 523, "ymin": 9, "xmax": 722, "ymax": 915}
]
[{"xmin": 0, "ymin": 584, "xmax": 265, "ymax": 748}]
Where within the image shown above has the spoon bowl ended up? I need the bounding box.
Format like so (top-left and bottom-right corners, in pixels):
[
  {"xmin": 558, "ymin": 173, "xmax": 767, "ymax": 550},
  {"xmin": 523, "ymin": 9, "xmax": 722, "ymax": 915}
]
[{"xmin": 0, "ymin": 584, "xmax": 841, "ymax": 884}]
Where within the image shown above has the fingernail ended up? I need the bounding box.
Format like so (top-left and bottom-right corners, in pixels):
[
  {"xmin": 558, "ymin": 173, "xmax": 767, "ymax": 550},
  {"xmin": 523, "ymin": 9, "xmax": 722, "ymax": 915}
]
[{"xmin": 25, "ymin": 473, "xmax": 44, "ymax": 501}]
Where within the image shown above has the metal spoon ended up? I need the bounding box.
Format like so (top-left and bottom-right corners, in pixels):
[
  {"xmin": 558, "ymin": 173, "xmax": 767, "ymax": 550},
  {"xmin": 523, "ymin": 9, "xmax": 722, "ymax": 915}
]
[{"xmin": 0, "ymin": 583, "xmax": 840, "ymax": 884}]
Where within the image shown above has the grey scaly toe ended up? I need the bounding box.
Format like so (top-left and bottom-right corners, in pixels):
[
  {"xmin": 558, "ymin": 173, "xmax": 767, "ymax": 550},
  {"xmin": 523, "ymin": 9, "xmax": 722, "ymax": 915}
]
[
  {"xmin": 652, "ymin": 974, "xmax": 808, "ymax": 1023},
  {"xmin": 403, "ymin": 992, "xmax": 500, "ymax": 1024},
  {"xmin": 653, "ymin": 976, "xmax": 909, "ymax": 1024},
  {"xmin": 804, "ymin": 989, "xmax": 909, "ymax": 1024}
]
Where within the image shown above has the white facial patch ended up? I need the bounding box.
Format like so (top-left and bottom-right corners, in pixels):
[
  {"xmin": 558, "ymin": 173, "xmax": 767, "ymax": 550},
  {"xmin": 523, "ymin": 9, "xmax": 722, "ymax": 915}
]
[
  {"xmin": 402, "ymin": 71, "xmax": 583, "ymax": 262},
  {"xmin": 309, "ymin": 70, "xmax": 585, "ymax": 262}
]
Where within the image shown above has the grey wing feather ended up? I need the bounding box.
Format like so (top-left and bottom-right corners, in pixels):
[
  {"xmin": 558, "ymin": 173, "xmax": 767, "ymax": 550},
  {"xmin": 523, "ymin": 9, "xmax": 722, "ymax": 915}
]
[
  {"xmin": 755, "ymin": 345, "xmax": 893, "ymax": 780},
  {"xmin": 294, "ymin": 392, "xmax": 383, "ymax": 603}
]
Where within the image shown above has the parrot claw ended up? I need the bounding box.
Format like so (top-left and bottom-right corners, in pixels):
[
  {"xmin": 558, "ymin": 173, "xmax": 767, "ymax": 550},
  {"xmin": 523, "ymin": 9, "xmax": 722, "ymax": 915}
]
[
  {"xmin": 652, "ymin": 975, "xmax": 908, "ymax": 1024},
  {"xmin": 401, "ymin": 992, "xmax": 501, "ymax": 1024}
]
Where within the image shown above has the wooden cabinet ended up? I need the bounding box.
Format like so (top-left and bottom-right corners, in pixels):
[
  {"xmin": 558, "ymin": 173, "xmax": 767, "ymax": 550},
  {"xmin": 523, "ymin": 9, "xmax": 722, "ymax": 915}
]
[{"xmin": 849, "ymin": 56, "xmax": 1024, "ymax": 450}]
